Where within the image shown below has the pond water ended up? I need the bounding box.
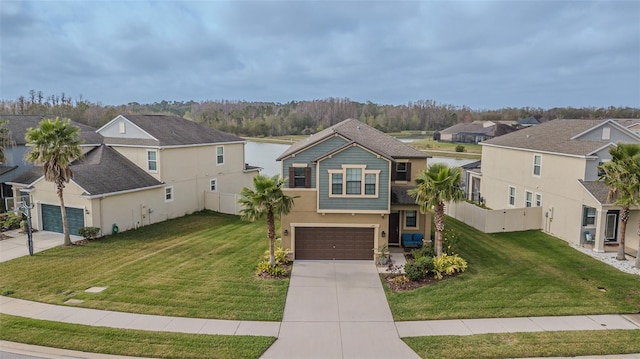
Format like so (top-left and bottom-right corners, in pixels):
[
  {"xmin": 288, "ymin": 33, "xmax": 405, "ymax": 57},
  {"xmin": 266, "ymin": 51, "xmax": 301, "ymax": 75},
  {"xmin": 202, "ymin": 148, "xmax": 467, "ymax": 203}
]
[{"xmin": 244, "ymin": 141, "xmax": 477, "ymax": 177}]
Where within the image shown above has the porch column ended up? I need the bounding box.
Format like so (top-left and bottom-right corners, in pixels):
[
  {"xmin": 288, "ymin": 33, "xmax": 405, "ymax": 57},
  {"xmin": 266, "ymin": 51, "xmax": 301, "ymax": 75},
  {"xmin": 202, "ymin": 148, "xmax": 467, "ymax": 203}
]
[{"xmin": 593, "ymin": 208, "xmax": 606, "ymax": 253}]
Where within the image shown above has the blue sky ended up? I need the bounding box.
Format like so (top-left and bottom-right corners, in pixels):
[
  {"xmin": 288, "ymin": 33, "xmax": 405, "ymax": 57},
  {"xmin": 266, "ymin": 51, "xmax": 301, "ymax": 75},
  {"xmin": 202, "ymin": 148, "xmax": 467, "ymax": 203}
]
[{"xmin": 1, "ymin": 0, "xmax": 639, "ymax": 109}]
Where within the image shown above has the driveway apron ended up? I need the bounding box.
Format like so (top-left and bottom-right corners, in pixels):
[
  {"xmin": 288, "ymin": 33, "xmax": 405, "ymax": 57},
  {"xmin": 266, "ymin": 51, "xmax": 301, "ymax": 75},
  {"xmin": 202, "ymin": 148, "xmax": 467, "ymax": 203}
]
[{"xmin": 261, "ymin": 260, "xmax": 419, "ymax": 359}]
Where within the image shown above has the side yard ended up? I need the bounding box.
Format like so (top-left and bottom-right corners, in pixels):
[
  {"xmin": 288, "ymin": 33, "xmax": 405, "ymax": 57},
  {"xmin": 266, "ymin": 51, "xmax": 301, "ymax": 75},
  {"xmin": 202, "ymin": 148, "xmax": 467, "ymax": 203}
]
[
  {"xmin": 0, "ymin": 211, "xmax": 289, "ymax": 321},
  {"xmin": 386, "ymin": 218, "xmax": 640, "ymax": 320}
]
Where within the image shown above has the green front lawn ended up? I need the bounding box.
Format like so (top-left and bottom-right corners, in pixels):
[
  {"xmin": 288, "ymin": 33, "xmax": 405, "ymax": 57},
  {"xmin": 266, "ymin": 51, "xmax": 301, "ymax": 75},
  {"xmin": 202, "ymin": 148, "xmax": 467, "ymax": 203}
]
[
  {"xmin": 404, "ymin": 330, "xmax": 640, "ymax": 359},
  {"xmin": 0, "ymin": 211, "xmax": 288, "ymax": 321},
  {"xmin": 0, "ymin": 314, "xmax": 274, "ymax": 359},
  {"xmin": 386, "ymin": 218, "xmax": 640, "ymax": 320}
]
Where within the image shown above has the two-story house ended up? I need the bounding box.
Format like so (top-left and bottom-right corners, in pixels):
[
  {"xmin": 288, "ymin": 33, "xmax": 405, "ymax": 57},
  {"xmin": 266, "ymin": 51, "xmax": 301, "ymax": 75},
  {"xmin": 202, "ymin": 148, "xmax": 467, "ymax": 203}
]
[
  {"xmin": 478, "ymin": 119, "xmax": 640, "ymax": 254},
  {"xmin": 7, "ymin": 114, "xmax": 259, "ymax": 235},
  {"xmin": 0, "ymin": 115, "xmax": 102, "ymax": 211},
  {"xmin": 276, "ymin": 118, "xmax": 431, "ymax": 260}
]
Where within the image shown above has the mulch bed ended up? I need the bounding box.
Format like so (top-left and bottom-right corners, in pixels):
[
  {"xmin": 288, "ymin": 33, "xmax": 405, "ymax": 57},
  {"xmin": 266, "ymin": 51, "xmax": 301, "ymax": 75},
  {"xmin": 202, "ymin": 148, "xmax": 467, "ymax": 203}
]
[{"xmin": 384, "ymin": 272, "xmax": 461, "ymax": 292}]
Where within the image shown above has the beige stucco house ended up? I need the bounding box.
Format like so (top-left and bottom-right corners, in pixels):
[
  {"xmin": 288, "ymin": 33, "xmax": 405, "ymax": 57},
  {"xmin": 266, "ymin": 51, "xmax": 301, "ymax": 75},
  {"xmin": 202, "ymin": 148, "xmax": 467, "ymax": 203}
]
[
  {"xmin": 477, "ymin": 119, "xmax": 640, "ymax": 254},
  {"xmin": 8, "ymin": 114, "xmax": 259, "ymax": 236},
  {"xmin": 277, "ymin": 118, "xmax": 431, "ymax": 261}
]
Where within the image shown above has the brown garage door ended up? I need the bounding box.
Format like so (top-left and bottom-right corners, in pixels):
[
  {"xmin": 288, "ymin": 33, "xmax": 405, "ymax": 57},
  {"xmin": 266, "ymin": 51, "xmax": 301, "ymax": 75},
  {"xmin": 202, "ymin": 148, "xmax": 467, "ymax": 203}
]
[{"xmin": 295, "ymin": 227, "xmax": 374, "ymax": 260}]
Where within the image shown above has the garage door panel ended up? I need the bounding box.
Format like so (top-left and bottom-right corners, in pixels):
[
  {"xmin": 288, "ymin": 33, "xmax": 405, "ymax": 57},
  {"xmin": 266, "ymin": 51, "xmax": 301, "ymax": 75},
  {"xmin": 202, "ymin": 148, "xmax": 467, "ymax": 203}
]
[
  {"xmin": 295, "ymin": 227, "xmax": 374, "ymax": 260},
  {"xmin": 41, "ymin": 204, "xmax": 84, "ymax": 236}
]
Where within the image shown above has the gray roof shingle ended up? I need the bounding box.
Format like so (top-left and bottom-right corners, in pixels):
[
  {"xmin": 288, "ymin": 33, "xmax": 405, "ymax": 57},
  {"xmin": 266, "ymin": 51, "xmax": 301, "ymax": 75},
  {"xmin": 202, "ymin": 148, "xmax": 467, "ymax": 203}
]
[
  {"xmin": 277, "ymin": 118, "xmax": 428, "ymax": 160},
  {"xmin": 0, "ymin": 115, "xmax": 102, "ymax": 145},
  {"xmin": 391, "ymin": 186, "xmax": 417, "ymax": 205},
  {"xmin": 579, "ymin": 180, "xmax": 613, "ymax": 205},
  {"xmin": 71, "ymin": 145, "xmax": 163, "ymax": 196},
  {"xmin": 482, "ymin": 119, "xmax": 618, "ymax": 156},
  {"xmin": 120, "ymin": 115, "xmax": 244, "ymax": 146}
]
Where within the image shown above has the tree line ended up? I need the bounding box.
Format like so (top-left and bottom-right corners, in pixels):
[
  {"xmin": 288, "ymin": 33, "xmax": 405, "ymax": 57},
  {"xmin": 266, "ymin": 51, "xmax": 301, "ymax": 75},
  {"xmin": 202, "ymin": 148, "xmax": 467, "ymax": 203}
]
[{"xmin": 1, "ymin": 90, "xmax": 638, "ymax": 136}]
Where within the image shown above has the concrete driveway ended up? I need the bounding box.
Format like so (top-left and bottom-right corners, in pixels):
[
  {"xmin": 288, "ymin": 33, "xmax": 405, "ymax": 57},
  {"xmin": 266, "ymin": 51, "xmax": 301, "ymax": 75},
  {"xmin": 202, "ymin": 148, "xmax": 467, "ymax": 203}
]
[
  {"xmin": 0, "ymin": 230, "xmax": 79, "ymax": 262},
  {"xmin": 261, "ymin": 260, "xmax": 419, "ymax": 359}
]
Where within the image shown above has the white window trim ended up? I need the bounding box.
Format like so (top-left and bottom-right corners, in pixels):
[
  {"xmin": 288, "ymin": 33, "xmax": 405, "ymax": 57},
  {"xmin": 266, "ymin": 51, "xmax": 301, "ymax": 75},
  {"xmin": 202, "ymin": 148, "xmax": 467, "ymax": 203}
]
[
  {"xmin": 525, "ymin": 190, "xmax": 533, "ymax": 208},
  {"xmin": 164, "ymin": 186, "xmax": 174, "ymax": 202},
  {"xmin": 535, "ymin": 193, "xmax": 542, "ymax": 207},
  {"xmin": 328, "ymin": 165, "xmax": 380, "ymax": 198},
  {"xmin": 508, "ymin": 186, "xmax": 516, "ymax": 207},
  {"xmin": 210, "ymin": 178, "xmax": 217, "ymax": 192},
  {"xmin": 147, "ymin": 150, "xmax": 158, "ymax": 173},
  {"xmin": 216, "ymin": 146, "xmax": 224, "ymax": 165},
  {"xmin": 533, "ymin": 154, "xmax": 542, "ymax": 177}
]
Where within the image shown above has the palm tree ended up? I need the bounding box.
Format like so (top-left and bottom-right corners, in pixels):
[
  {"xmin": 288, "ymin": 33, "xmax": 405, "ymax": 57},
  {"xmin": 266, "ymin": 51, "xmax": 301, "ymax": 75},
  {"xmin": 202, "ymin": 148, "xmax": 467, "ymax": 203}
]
[
  {"xmin": 409, "ymin": 163, "xmax": 465, "ymax": 257},
  {"xmin": 239, "ymin": 174, "xmax": 296, "ymax": 266},
  {"xmin": 598, "ymin": 143, "xmax": 640, "ymax": 261},
  {"xmin": 25, "ymin": 118, "xmax": 82, "ymax": 246}
]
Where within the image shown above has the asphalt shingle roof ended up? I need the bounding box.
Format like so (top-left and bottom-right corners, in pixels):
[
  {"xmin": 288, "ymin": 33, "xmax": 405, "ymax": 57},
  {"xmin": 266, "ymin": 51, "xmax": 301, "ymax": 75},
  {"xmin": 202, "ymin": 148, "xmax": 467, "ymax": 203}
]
[
  {"xmin": 71, "ymin": 145, "xmax": 163, "ymax": 196},
  {"xmin": 391, "ymin": 186, "xmax": 417, "ymax": 205},
  {"xmin": 579, "ymin": 180, "xmax": 614, "ymax": 205},
  {"xmin": 277, "ymin": 118, "xmax": 428, "ymax": 160},
  {"xmin": 440, "ymin": 122, "xmax": 485, "ymax": 135},
  {"xmin": 0, "ymin": 115, "xmax": 102, "ymax": 145},
  {"xmin": 482, "ymin": 119, "xmax": 616, "ymax": 156},
  {"xmin": 119, "ymin": 115, "xmax": 244, "ymax": 146}
]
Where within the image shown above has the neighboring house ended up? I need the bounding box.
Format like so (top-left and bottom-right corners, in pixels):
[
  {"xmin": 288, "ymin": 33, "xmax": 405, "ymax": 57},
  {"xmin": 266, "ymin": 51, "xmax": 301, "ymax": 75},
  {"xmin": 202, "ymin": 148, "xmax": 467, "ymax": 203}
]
[
  {"xmin": 276, "ymin": 118, "xmax": 431, "ymax": 260},
  {"xmin": 461, "ymin": 160, "xmax": 482, "ymax": 203},
  {"xmin": 7, "ymin": 114, "xmax": 259, "ymax": 235},
  {"xmin": 478, "ymin": 119, "xmax": 640, "ymax": 254},
  {"xmin": 439, "ymin": 121, "xmax": 518, "ymax": 144},
  {"xmin": 0, "ymin": 115, "xmax": 102, "ymax": 210},
  {"xmin": 518, "ymin": 116, "xmax": 541, "ymax": 127}
]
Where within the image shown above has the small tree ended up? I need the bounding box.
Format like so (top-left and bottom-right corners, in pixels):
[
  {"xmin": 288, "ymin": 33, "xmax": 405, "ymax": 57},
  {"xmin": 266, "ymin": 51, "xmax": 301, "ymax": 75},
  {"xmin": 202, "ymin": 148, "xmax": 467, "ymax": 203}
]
[
  {"xmin": 239, "ymin": 174, "xmax": 296, "ymax": 266},
  {"xmin": 409, "ymin": 163, "xmax": 465, "ymax": 257},
  {"xmin": 598, "ymin": 143, "xmax": 640, "ymax": 261},
  {"xmin": 25, "ymin": 118, "xmax": 82, "ymax": 246}
]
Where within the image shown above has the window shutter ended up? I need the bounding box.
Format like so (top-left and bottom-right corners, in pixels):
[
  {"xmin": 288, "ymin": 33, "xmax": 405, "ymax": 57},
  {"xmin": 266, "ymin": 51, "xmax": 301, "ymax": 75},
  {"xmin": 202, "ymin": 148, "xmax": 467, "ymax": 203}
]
[
  {"xmin": 391, "ymin": 162, "xmax": 396, "ymax": 181},
  {"xmin": 406, "ymin": 162, "xmax": 412, "ymax": 182},
  {"xmin": 288, "ymin": 167, "xmax": 295, "ymax": 188},
  {"xmin": 305, "ymin": 167, "xmax": 311, "ymax": 188}
]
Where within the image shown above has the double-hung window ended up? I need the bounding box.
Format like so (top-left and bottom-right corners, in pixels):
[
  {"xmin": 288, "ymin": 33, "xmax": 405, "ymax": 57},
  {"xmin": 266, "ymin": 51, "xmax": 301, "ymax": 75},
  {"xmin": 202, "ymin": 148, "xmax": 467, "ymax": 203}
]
[
  {"xmin": 396, "ymin": 163, "xmax": 408, "ymax": 181},
  {"xmin": 535, "ymin": 193, "xmax": 542, "ymax": 207},
  {"xmin": 582, "ymin": 207, "xmax": 596, "ymax": 226},
  {"xmin": 165, "ymin": 186, "xmax": 174, "ymax": 202},
  {"xmin": 147, "ymin": 150, "xmax": 158, "ymax": 172},
  {"xmin": 210, "ymin": 179, "xmax": 217, "ymax": 192},
  {"xmin": 508, "ymin": 186, "xmax": 516, "ymax": 206},
  {"xmin": 329, "ymin": 165, "xmax": 380, "ymax": 197},
  {"xmin": 216, "ymin": 146, "xmax": 224, "ymax": 165},
  {"xmin": 405, "ymin": 210, "xmax": 417, "ymax": 228},
  {"xmin": 533, "ymin": 154, "xmax": 542, "ymax": 176},
  {"xmin": 525, "ymin": 191, "xmax": 533, "ymax": 207},
  {"xmin": 346, "ymin": 168, "xmax": 362, "ymax": 195}
]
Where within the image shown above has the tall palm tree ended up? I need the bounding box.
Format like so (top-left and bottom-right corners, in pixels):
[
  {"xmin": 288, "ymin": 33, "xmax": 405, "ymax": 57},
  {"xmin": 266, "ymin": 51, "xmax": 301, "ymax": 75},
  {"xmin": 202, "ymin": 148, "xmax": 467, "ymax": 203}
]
[
  {"xmin": 239, "ymin": 174, "xmax": 296, "ymax": 266},
  {"xmin": 25, "ymin": 118, "xmax": 82, "ymax": 246},
  {"xmin": 409, "ymin": 163, "xmax": 465, "ymax": 257},
  {"xmin": 598, "ymin": 143, "xmax": 640, "ymax": 261}
]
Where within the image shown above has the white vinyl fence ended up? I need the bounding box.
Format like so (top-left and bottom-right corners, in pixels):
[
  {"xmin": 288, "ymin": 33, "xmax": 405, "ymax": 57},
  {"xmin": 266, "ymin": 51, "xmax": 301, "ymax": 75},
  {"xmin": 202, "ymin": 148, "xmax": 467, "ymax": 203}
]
[{"xmin": 446, "ymin": 201, "xmax": 542, "ymax": 233}]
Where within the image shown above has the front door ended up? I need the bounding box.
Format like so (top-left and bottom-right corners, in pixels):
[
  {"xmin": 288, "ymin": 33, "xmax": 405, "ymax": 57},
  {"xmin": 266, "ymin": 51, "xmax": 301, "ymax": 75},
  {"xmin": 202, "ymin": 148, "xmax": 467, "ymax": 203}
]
[
  {"xmin": 604, "ymin": 210, "xmax": 619, "ymax": 242},
  {"xmin": 388, "ymin": 213, "xmax": 400, "ymax": 246}
]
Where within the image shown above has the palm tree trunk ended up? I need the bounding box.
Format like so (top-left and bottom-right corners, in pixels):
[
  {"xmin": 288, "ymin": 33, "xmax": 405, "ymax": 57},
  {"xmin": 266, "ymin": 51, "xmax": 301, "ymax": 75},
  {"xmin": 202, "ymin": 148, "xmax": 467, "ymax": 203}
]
[
  {"xmin": 434, "ymin": 202, "xmax": 445, "ymax": 257},
  {"xmin": 57, "ymin": 183, "xmax": 72, "ymax": 246},
  {"xmin": 616, "ymin": 207, "xmax": 629, "ymax": 261},
  {"xmin": 266, "ymin": 208, "xmax": 276, "ymax": 266},
  {"xmin": 635, "ymin": 220, "xmax": 640, "ymax": 269}
]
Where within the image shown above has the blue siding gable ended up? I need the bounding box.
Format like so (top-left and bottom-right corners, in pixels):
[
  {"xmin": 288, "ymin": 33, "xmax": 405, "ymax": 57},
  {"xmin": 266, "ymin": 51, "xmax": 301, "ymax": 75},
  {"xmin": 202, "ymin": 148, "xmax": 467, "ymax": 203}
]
[
  {"xmin": 282, "ymin": 136, "xmax": 347, "ymax": 188},
  {"xmin": 318, "ymin": 145, "xmax": 390, "ymax": 211}
]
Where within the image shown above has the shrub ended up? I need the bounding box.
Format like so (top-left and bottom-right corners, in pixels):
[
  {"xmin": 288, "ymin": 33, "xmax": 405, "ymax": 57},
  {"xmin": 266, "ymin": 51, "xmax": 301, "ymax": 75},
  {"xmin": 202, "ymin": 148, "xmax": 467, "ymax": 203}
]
[
  {"xmin": 455, "ymin": 144, "xmax": 466, "ymax": 152},
  {"xmin": 263, "ymin": 245, "xmax": 291, "ymax": 265},
  {"xmin": 432, "ymin": 254, "xmax": 468, "ymax": 280},
  {"xmin": 392, "ymin": 275, "xmax": 410, "ymax": 286},
  {"xmin": 78, "ymin": 227, "xmax": 101, "ymax": 240},
  {"xmin": 256, "ymin": 261, "xmax": 288, "ymax": 277},
  {"xmin": 1, "ymin": 213, "xmax": 23, "ymax": 230},
  {"xmin": 405, "ymin": 256, "xmax": 434, "ymax": 281},
  {"xmin": 411, "ymin": 245, "xmax": 435, "ymax": 260},
  {"xmin": 442, "ymin": 228, "xmax": 460, "ymax": 255}
]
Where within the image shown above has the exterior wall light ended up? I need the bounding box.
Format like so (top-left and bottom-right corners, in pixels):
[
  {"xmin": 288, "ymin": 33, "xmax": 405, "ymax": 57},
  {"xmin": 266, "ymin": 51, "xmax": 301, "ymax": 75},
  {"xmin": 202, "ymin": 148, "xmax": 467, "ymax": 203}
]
[{"xmin": 283, "ymin": 229, "xmax": 289, "ymax": 236}]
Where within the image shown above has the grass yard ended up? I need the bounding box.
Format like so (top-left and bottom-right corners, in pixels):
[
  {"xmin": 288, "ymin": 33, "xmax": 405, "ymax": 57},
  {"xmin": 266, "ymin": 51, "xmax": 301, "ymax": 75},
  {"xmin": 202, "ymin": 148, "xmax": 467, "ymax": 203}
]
[
  {"xmin": 403, "ymin": 330, "xmax": 640, "ymax": 359},
  {"xmin": 386, "ymin": 218, "xmax": 640, "ymax": 320},
  {"xmin": 0, "ymin": 314, "xmax": 274, "ymax": 359},
  {"xmin": 0, "ymin": 211, "xmax": 288, "ymax": 321}
]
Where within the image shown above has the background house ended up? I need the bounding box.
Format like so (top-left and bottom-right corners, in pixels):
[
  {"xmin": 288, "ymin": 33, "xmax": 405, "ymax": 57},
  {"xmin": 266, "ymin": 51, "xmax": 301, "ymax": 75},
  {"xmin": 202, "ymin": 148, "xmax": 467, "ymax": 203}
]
[
  {"xmin": 6, "ymin": 114, "xmax": 259, "ymax": 235},
  {"xmin": 439, "ymin": 120, "xmax": 518, "ymax": 144},
  {"xmin": 277, "ymin": 118, "xmax": 431, "ymax": 260},
  {"xmin": 477, "ymin": 119, "xmax": 640, "ymax": 254}
]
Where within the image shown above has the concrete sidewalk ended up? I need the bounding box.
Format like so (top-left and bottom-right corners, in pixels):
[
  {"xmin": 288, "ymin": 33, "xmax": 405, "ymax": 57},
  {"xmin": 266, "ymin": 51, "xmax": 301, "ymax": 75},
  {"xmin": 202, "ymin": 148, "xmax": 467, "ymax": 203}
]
[{"xmin": 0, "ymin": 229, "xmax": 80, "ymax": 262}]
